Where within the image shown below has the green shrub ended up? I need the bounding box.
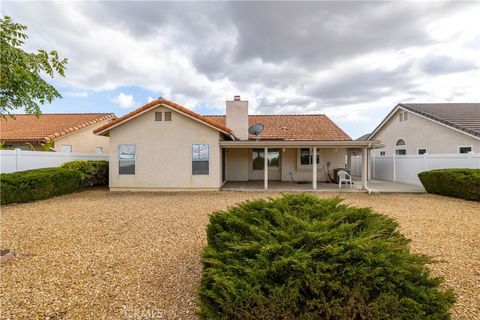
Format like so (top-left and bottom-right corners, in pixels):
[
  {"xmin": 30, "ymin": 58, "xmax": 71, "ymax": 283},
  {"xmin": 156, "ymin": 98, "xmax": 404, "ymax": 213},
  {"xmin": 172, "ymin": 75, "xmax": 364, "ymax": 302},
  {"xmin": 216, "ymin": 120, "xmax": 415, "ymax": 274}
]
[
  {"xmin": 61, "ymin": 160, "xmax": 109, "ymax": 187},
  {"xmin": 418, "ymin": 168, "xmax": 480, "ymax": 201},
  {"xmin": 199, "ymin": 194, "xmax": 455, "ymax": 320},
  {"xmin": 1, "ymin": 168, "xmax": 81, "ymax": 205}
]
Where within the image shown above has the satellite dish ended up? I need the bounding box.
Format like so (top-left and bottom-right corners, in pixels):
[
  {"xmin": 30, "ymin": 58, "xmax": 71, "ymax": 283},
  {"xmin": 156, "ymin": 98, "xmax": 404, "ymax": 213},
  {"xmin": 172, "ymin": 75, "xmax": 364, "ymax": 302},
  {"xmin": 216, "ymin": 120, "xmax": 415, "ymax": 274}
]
[{"xmin": 248, "ymin": 123, "xmax": 264, "ymax": 140}]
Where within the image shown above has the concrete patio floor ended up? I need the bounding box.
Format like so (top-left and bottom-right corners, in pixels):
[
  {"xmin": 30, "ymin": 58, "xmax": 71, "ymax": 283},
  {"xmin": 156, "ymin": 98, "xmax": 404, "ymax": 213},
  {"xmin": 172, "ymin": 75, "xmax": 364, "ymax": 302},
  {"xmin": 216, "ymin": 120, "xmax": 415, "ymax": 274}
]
[{"xmin": 221, "ymin": 178, "xmax": 425, "ymax": 193}]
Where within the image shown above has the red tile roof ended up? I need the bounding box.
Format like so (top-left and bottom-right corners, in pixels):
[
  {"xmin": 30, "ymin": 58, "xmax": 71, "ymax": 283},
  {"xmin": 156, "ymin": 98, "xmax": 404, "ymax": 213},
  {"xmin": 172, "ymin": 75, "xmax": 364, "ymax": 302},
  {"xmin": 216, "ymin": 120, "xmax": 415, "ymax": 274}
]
[
  {"xmin": 0, "ymin": 113, "xmax": 116, "ymax": 142},
  {"xmin": 94, "ymin": 98, "xmax": 233, "ymax": 135},
  {"xmin": 206, "ymin": 115, "xmax": 352, "ymax": 141},
  {"xmin": 92, "ymin": 98, "xmax": 350, "ymax": 141}
]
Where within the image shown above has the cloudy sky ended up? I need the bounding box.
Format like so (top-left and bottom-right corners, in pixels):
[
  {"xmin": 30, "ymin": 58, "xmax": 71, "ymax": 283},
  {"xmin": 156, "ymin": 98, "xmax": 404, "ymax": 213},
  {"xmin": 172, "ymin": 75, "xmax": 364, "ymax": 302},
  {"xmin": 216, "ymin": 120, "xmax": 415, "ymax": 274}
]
[{"xmin": 2, "ymin": 1, "xmax": 479, "ymax": 138}]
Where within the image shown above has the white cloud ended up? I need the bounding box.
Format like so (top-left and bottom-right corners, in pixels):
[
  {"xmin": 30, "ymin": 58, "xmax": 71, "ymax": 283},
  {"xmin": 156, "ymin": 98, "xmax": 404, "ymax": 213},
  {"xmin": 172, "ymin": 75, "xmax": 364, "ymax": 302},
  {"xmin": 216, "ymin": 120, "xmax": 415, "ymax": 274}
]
[
  {"xmin": 112, "ymin": 93, "xmax": 137, "ymax": 109},
  {"xmin": 2, "ymin": 1, "xmax": 478, "ymax": 136},
  {"xmin": 146, "ymin": 96, "xmax": 155, "ymax": 103}
]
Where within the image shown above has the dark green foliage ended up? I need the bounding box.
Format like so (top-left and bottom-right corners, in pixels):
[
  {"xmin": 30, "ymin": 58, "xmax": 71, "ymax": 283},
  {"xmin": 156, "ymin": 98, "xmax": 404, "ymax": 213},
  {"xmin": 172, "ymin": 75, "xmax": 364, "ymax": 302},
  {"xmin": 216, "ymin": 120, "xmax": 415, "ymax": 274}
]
[
  {"xmin": 61, "ymin": 160, "xmax": 109, "ymax": 187},
  {"xmin": 0, "ymin": 168, "xmax": 81, "ymax": 205},
  {"xmin": 1, "ymin": 16, "xmax": 68, "ymax": 116},
  {"xmin": 199, "ymin": 194, "xmax": 455, "ymax": 320},
  {"xmin": 418, "ymin": 168, "xmax": 480, "ymax": 201}
]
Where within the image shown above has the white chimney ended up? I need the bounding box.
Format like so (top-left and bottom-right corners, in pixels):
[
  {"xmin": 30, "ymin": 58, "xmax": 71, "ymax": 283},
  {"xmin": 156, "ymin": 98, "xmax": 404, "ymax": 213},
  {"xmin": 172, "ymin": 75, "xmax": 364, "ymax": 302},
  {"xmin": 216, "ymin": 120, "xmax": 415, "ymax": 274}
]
[{"xmin": 226, "ymin": 96, "xmax": 249, "ymax": 140}]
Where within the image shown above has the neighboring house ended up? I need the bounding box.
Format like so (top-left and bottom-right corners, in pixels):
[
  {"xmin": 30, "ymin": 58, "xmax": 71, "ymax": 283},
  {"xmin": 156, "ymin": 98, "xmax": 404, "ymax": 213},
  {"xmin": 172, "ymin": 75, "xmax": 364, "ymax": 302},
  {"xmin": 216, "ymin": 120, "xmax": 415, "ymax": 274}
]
[
  {"xmin": 0, "ymin": 113, "xmax": 116, "ymax": 153},
  {"xmin": 367, "ymin": 103, "xmax": 480, "ymax": 156},
  {"xmin": 94, "ymin": 96, "xmax": 380, "ymax": 191}
]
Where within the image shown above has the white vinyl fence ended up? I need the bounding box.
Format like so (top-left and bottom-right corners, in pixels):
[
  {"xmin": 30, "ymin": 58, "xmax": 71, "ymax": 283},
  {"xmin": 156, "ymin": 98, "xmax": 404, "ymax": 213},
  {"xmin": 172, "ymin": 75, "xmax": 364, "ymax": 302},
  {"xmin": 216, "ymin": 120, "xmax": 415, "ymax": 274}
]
[
  {"xmin": 1, "ymin": 149, "xmax": 109, "ymax": 173},
  {"xmin": 351, "ymin": 153, "xmax": 480, "ymax": 186}
]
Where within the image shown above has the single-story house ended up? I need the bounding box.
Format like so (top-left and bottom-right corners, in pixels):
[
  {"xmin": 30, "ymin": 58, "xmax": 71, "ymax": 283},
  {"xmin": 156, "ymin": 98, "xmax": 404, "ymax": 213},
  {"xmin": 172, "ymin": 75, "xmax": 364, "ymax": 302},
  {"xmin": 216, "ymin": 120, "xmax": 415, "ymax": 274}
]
[
  {"xmin": 366, "ymin": 103, "xmax": 480, "ymax": 156},
  {"xmin": 0, "ymin": 113, "xmax": 116, "ymax": 153},
  {"xmin": 94, "ymin": 96, "xmax": 380, "ymax": 191}
]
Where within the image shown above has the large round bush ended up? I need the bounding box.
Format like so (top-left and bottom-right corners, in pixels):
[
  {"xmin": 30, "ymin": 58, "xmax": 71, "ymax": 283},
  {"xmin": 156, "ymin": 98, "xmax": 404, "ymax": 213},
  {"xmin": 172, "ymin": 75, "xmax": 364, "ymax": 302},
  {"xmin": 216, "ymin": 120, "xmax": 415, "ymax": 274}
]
[
  {"xmin": 199, "ymin": 194, "xmax": 454, "ymax": 319},
  {"xmin": 418, "ymin": 168, "xmax": 480, "ymax": 201},
  {"xmin": 1, "ymin": 168, "xmax": 81, "ymax": 205}
]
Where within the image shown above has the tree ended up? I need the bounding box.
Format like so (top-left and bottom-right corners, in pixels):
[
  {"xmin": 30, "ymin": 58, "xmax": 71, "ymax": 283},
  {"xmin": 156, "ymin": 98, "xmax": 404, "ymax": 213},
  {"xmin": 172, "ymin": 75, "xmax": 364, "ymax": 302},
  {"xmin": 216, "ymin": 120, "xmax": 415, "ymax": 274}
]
[{"xmin": 0, "ymin": 16, "xmax": 68, "ymax": 116}]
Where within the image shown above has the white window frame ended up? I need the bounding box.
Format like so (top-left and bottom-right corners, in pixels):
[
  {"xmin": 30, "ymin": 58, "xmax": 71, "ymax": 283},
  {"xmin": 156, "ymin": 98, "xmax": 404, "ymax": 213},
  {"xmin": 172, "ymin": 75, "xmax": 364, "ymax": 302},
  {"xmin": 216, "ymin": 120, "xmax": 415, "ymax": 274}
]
[
  {"xmin": 380, "ymin": 151, "xmax": 386, "ymax": 156},
  {"xmin": 417, "ymin": 148, "xmax": 427, "ymax": 155},
  {"xmin": 458, "ymin": 145, "xmax": 473, "ymax": 154},
  {"xmin": 394, "ymin": 138, "xmax": 407, "ymax": 155},
  {"xmin": 95, "ymin": 147, "xmax": 103, "ymax": 154},
  {"xmin": 61, "ymin": 144, "xmax": 72, "ymax": 153},
  {"xmin": 395, "ymin": 138, "xmax": 407, "ymax": 147},
  {"xmin": 192, "ymin": 144, "xmax": 210, "ymax": 175},
  {"xmin": 118, "ymin": 144, "xmax": 136, "ymax": 175}
]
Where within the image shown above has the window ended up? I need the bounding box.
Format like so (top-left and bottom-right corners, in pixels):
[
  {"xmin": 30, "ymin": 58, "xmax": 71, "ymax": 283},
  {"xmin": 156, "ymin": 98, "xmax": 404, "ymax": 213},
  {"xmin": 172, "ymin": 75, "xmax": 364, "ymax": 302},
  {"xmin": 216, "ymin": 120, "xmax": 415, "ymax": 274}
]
[
  {"xmin": 399, "ymin": 111, "xmax": 408, "ymax": 122},
  {"xmin": 404, "ymin": 112, "xmax": 408, "ymax": 121},
  {"xmin": 267, "ymin": 149, "xmax": 280, "ymax": 167},
  {"xmin": 95, "ymin": 147, "xmax": 103, "ymax": 154},
  {"xmin": 399, "ymin": 113, "xmax": 403, "ymax": 122},
  {"xmin": 252, "ymin": 149, "xmax": 264, "ymax": 170},
  {"xmin": 61, "ymin": 144, "xmax": 72, "ymax": 153},
  {"xmin": 164, "ymin": 111, "xmax": 172, "ymax": 121},
  {"xmin": 417, "ymin": 148, "xmax": 427, "ymax": 155},
  {"xmin": 192, "ymin": 144, "xmax": 209, "ymax": 175},
  {"xmin": 458, "ymin": 146, "xmax": 472, "ymax": 154},
  {"xmin": 395, "ymin": 149, "xmax": 406, "ymax": 155},
  {"xmin": 380, "ymin": 151, "xmax": 386, "ymax": 156},
  {"xmin": 155, "ymin": 112, "xmax": 162, "ymax": 121},
  {"xmin": 252, "ymin": 149, "xmax": 281, "ymax": 170},
  {"xmin": 119, "ymin": 144, "xmax": 135, "ymax": 175},
  {"xmin": 300, "ymin": 148, "xmax": 320, "ymax": 165},
  {"xmin": 395, "ymin": 139, "xmax": 406, "ymax": 146}
]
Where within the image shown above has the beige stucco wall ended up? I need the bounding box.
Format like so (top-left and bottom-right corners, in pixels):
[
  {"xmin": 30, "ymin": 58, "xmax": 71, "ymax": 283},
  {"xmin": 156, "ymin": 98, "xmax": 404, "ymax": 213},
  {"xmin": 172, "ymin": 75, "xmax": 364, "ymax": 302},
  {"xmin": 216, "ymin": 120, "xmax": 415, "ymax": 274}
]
[
  {"xmin": 225, "ymin": 148, "xmax": 249, "ymax": 181},
  {"xmin": 282, "ymin": 148, "xmax": 347, "ymax": 182},
  {"xmin": 371, "ymin": 109, "xmax": 480, "ymax": 156},
  {"xmin": 225, "ymin": 147, "xmax": 347, "ymax": 182},
  {"xmin": 108, "ymin": 106, "xmax": 222, "ymax": 190},
  {"xmin": 54, "ymin": 119, "xmax": 111, "ymax": 153}
]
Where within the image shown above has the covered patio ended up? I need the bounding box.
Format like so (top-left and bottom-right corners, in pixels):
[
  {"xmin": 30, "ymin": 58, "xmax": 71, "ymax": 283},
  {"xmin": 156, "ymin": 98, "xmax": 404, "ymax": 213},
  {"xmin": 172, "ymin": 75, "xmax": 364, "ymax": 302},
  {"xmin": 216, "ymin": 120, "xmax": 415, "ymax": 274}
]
[
  {"xmin": 221, "ymin": 178, "xmax": 425, "ymax": 193},
  {"xmin": 220, "ymin": 140, "xmax": 383, "ymax": 192},
  {"xmin": 222, "ymin": 179, "xmax": 363, "ymax": 192}
]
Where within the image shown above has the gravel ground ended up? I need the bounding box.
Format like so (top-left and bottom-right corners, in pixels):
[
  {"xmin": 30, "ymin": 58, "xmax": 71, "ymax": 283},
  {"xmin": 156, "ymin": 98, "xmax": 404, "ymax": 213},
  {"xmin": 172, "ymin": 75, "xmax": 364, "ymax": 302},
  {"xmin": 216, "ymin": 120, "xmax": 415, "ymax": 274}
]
[{"xmin": 1, "ymin": 189, "xmax": 479, "ymax": 319}]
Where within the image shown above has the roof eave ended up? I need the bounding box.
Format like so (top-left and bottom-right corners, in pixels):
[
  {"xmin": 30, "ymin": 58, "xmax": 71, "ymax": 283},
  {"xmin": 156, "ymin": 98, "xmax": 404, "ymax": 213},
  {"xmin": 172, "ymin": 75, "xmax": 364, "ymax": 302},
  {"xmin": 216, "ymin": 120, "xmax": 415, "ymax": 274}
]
[
  {"xmin": 93, "ymin": 99, "xmax": 234, "ymax": 137},
  {"xmin": 220, "ymin": 140, "xmax": 382, "ymax": 148}
]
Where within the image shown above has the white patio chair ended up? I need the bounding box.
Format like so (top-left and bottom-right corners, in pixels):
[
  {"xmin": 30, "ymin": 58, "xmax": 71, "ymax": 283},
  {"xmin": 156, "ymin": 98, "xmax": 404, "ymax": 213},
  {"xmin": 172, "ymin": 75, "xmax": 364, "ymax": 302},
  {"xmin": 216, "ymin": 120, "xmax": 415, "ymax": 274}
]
[{"xmin": 337, "ymin": 170, "xmax": 352, "ymax": 189}]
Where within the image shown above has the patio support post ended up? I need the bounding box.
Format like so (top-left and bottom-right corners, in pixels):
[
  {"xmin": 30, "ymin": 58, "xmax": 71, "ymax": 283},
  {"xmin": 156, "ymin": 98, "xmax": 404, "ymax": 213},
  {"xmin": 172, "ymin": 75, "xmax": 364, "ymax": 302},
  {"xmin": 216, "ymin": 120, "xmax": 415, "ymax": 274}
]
[
  {"xmin": 367, "ymin": 149, "xmax": 372, "ymax": 181},
  {"xmin": 361, "ymin": 147, "xmax": 368, "ymax": 190},
  {"xmin": 264, "ymin": 147, "xmax": 268, "ymax": 190},
  {"xmin": 312, "ymin": 147, "xmax": 317, "ymax": 190}
]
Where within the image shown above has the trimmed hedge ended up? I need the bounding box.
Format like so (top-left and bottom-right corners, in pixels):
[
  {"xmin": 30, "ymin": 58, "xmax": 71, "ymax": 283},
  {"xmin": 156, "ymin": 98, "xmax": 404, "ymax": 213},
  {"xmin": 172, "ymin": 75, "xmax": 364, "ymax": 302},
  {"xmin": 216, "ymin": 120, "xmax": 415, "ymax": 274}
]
[
  {"xmin": 418, "ymin": 168, "xmax": 480, "ymax": 201},
  {"xmin": 1, "ymin": 168, "xmax": 81, "ymax": 205},
  {"xmin": 199, "ymin": 194, "xmax": 455, "ymax": 319},
  {"xmin": 61, "ymin": 160, "xmax": 109, "ymax": 187}
]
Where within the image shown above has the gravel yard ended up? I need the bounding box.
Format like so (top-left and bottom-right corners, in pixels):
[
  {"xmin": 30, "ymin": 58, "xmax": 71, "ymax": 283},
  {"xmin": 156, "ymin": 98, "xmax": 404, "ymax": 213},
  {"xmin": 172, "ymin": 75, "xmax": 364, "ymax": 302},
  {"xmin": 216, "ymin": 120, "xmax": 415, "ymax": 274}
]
[{"xmin": 1, "ymin": 189, "xmax": 479, "ymax": 319}]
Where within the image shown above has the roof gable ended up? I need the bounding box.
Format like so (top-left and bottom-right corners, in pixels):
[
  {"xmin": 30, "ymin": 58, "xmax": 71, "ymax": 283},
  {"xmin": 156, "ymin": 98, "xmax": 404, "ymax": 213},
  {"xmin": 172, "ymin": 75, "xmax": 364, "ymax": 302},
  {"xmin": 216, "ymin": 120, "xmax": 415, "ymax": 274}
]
[
  {"xmin": 0, "ymin": 113, "xmax": 116, "ymax": 142},
  {"xmin": 94, "ymin": 98, "xmax": 233, "ymax": 136},
  {"xmin": 369, "ymin": 103, "xmax": 480, "ymax": 140},
  {"xmin": 206, "ymin": 114, "xmax": 351, "ymax": 141}
]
